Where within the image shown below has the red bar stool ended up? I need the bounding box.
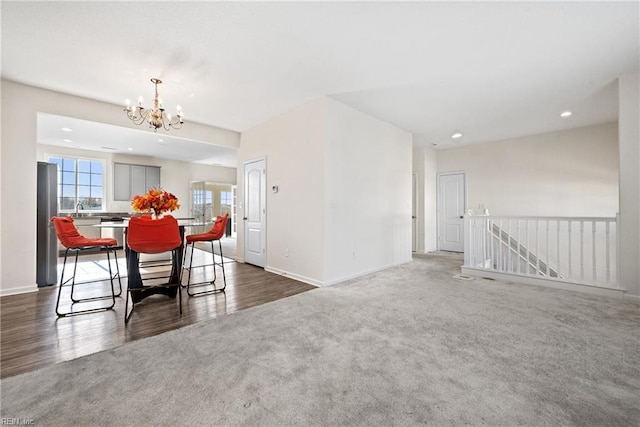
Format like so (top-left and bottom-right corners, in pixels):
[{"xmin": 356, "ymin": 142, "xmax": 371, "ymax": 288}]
[
  {"xmin": 51, "ymin": 216, "xmax": 122, "ymax": 317},
  {"xmin": 125, "ymin": 215, "xmax": 183, "ymax": 323},
  {"xmin": 182, "ymin": 214, "xmax": 228, "ymax": 296}
]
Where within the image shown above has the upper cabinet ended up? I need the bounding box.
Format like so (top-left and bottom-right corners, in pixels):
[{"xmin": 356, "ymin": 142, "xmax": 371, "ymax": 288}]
[{"xmin": 113, "ymin": 163, "xmax": 161, "ymax": 201}]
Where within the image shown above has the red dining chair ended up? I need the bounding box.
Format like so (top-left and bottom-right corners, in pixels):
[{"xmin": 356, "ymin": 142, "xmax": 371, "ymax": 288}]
[
  {"xmin": 125, "ymin": 215, "xmax": 183, "ymax": 323},
  {"xmin": 182, "ymin": 214, "xmax": 228, "ymax": 296},
  {"xmin": 51, "ymin": 216, "xmax": 122, "ymax": 317}
]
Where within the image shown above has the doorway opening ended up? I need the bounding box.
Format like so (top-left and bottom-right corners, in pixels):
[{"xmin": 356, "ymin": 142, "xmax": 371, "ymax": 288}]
[{"xmin": 189, "ymin": 181, "xmax": 237, "ymax": 260}]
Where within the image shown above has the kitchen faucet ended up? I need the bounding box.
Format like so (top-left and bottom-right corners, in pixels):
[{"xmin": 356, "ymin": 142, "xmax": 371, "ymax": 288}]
[{"xmin": 75, "ymin": 202, "xmax": 84, "ymax": 215}]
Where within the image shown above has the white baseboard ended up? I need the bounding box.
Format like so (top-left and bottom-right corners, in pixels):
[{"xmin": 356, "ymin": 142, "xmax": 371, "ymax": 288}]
[
  {"xmin": 264, "ymin": 266, "xmax": 322, "ymax": 287},
  {"xmin": 265, "ymin": 258, "xmax": 412, "ymax": 288},
  {"xmin": 623, "ymin": 293, "xmax": 640, "ymax": 302},
  {"xmin": 322, "ymin": 258, "xmax": 412, "ymax": 287},
  {"xmin": 1, "ymin": 284, "xmax": 38, "ymax": 297},
  {"xmin": 461, "ymin": 267, "xmax": 627, "ymax": 299}
]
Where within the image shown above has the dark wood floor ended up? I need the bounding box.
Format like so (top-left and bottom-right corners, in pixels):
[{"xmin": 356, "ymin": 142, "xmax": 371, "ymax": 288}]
[{"xmin": 0, "ymin": 252, "xmax": 315, "ymax": 379}]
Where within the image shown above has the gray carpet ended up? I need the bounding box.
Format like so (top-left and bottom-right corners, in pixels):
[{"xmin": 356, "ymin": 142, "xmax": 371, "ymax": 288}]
[{"xmin": 2, "ymin": 253, "xmax": 639, "ymax": 426}]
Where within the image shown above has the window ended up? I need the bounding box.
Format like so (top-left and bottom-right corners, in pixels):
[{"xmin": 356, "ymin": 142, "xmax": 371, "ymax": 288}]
[
  {"xmin": 221, "ymin": 191, "xmax": 232, "ymax": 208},
  {"xmin": 48, "ymin": 157, "xmax": 104, "ymax": 212}
]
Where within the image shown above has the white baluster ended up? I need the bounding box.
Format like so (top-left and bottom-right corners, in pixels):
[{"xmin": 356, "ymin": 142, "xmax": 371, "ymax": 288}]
[
  {"xmin": 606, "ymin": 220, "xmax": 611, "ymax": 285},
  {"xmin": 507, "ymin": 220, "xmax": 512, "ymax": 273},
  {"xmin": 592, "ymin": 221, "xmax": 597, "ymax": 282},
  {"xmin": 499, "ymin": 219, "xmax": 504, "ymax": 272},
  {"xmin": 556, "ymin": 220, "xmax": 561, "ymax": 278},
  {"xmin": 546, "ymin": 220, "xmax": 550, "ymax": 277},
  {"xmin": 580, "ymin": 220, "xmax": 584, "ymax": 281},
  {"xmin": 525, "ymin": 220, "xmax": 530, "ymax": 275},
  {"xmin": 535, "ymin": 220, "xmax": 540, "ymax": 276}
]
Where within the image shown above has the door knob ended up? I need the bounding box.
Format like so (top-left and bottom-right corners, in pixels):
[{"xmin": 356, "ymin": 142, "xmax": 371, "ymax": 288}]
[{"xmin": 459, "ymin": 216, "xmax": 464, "ymax": 219}]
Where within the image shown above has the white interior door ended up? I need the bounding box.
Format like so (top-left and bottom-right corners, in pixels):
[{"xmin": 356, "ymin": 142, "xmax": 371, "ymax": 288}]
[
  {"xmin": 412, "ymin": 173, "xmax": 417, "ymax": 252},
  {"xmin": 243, "ymin": 158, "xmax": 266, "ymax": 267},
  {"xmin": 438, "ymin": 172, "xmax": 466, "ymax": 252}
]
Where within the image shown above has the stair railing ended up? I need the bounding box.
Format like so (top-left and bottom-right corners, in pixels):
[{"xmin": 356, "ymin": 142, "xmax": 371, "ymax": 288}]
[{"xmin": 464, "ymin": 214, "xmax": 619, "ymax": 289}]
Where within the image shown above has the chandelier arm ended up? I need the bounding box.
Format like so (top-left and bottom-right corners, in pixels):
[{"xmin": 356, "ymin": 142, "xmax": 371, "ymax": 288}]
[{"xmin": 125, "ymin": 108, "xmax": 151, "ymax": 126}]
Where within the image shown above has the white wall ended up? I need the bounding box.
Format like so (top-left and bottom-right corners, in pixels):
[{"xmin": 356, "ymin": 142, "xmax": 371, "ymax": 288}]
[
  {"xmin": 617, "ymin": 73, "xmax": 640, "ymax": 297},
  {"xmin": 237, "ymin": 97, "xmax": 412, "ymax": 286},
  {"xmin": 412, "ymin": 146, "xmax": 438, "ymax": 253},
  {"xmin": 237, "ymin": 98, "xmax": 326, "ymax": 283},
  {"xmin": 1, "ymin": 79, "xmax": 239, "ymax": 295},
  {"xmin": 323, "ymin": 98, "xmax": 412, "ymax": 284},
  {"xmin": 437, "ymin": 123, "xmax": 619, "ymax": 217}
]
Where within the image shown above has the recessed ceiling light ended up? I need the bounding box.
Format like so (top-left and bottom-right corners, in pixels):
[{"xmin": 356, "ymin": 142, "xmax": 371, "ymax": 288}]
[
  {"xmin": 560, "ymin": 111, "xmax": 572, "ymax": 118},
  {"xmin": 61, "ymin": 127, "xmax": 72, "ymax": 132},
  {"xmin": 127, "ymin": 148, "xmax": 133, "ymax": 151},
  {"xmin": 158, "ymin": 139, "xmax": 164, "ymax": 143},
  {"xmin": 451, "ymin": 132, "xmax": 463, "ymax": 139},
  {"xmin": 63, "ymin": 139, "xmax": 73, "ymax": 143}
]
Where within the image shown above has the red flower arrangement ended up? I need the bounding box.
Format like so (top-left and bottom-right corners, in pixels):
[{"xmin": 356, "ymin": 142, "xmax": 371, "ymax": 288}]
[{"xmin": 131, "ymin": 188, "xmax": 180, "ymax": 218}]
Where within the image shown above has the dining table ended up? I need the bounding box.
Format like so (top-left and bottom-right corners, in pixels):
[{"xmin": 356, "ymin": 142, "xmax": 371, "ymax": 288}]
[{"xmin": 95, "ymin": 218, "xmax": 202, "ymax": 303}]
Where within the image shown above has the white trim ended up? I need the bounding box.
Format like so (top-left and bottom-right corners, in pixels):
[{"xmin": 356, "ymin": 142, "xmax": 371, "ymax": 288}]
[
  {"xmin": 264, "ymin": 266, "xmax": 322, "ymax": 287},
  {"xmin": 242, "ymin": 156, "xmax": 267, "ymax": 267},
  {"xmin": 437, "ymin": 171, "xmax": 467, "ymax": 252},
  {"xmin": 1, "ymin": 285, "xmax": 38, "ymax": 297},
  {"xmin": 461, "ymin": 267, "xmax": 626, "ymax": 299},
  {"xmin": 266, "ymin": 259, "xmax": 412, "ymax": 288},
  {"xmin": 412, "ymin": 172, "xmax": 418, "ymax": 253},
  {"xmin": 322, "ymin": 259, "xmax": 412, "ymax": 287}
]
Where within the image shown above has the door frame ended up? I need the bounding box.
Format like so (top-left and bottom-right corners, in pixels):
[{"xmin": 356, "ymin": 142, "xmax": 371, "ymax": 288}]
[
  {"xmin": 437, "ymin": 171, "xmax": 467, "ymax": 252},
  {"xmin": 412, "ymin": 172, "xmax": 418, "ymax": 252},
  {"xmin": 243, "ymin": 156, "xmax": 267, "ymax": 267}
]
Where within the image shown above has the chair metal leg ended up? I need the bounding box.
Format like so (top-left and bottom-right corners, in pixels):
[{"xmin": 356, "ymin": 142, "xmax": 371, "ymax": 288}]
[
  {"xmin": 184, "ymin": 240, "xmax": 227, "ymax": 296},
  {"xmin": 70, "ymin": 250, "xmax": 80, "ymax": 302},
  {"xmin": 55, "ymin": 249, "xmax": 71, "ymax": 317},
  {"xmin": 56, "ymin": 246, "xmax": 119, "ymax": 317},
  {"xmin": 124, "ymin": 284, "xmax": 132, "ymax": 324},
  {"xmin": 111, "ymin": 248, "xmax": 123, "ymax": 297},
  {"xmin": 218, "ymin": 239, "xmax": 227, "ymax": 289}
]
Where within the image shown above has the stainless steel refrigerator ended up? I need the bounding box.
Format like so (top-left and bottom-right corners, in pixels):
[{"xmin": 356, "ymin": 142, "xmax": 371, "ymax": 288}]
[{"xmin": 37, "ymin": 161, "xmax": 58, "ymax": 287}]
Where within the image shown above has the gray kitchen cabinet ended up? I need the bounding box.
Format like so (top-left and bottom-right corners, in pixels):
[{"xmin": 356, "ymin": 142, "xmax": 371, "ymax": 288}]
[
  {"xmin": 131, "ymin": 165, "xmax": 147, "ymax": 197},
  {"xmin": 146, "ymin": 166, "xmax": 161, "ymax": 191},
  {"xmin": 113, "ymin": 163, "xmax": 161, "ymax": 201},
  {"xmin": 113, "ymin": 163, "xmax": 131, "ymax": 201}
]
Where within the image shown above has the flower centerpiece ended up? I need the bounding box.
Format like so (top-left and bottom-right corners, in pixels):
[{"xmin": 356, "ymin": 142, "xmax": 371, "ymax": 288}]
[{"xmin": 131, "ymin": 188, "xmax": 180, "ymax": 218}]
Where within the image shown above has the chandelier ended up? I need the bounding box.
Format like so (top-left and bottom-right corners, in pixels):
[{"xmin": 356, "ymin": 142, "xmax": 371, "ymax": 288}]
[{"xmin": 124, "ymin": 78, "xmax": 184, "ymax": 131}]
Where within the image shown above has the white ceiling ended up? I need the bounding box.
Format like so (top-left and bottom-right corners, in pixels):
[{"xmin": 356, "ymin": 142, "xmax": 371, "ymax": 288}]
[{"xmin": 2, "ymin": 1, "xmax": 638, "ymax": 158}]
